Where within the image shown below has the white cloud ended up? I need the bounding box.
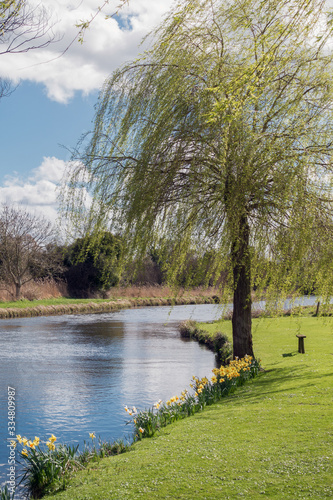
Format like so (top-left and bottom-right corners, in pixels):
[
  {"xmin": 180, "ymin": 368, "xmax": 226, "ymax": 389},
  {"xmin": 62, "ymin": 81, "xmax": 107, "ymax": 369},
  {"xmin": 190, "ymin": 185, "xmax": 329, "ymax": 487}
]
[
  {"xmin": 0, "ymin": 157, "xmax": 94, "ymax": 231},
  {"xmin": 0, "ymin": 156, "xmax": 67, "ymax": 222},
  {"xmin": 0, "ymin": 0, "xmax": 174, "ymax": 103},
  {"xmin": 1, "ymin": 0, "xmax": 333, "ymax": 103}
]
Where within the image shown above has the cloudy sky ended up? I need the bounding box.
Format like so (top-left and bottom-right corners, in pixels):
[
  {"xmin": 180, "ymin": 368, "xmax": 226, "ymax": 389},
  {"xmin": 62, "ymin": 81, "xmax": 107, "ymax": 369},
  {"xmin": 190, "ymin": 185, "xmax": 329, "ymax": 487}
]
[
  {"xmin": 1, "ymin": 0, "xmax": 333, "ymax": 225},
  {"xmin": 0, "ymin": 0, "xmax": 174, "ymax": 222}
]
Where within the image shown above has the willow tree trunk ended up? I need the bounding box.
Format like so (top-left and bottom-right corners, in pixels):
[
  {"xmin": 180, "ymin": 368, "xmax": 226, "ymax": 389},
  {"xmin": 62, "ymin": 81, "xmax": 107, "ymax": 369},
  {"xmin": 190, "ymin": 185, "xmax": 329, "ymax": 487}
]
[{"xmin": 231, "ymin": 215, "xmax": 254, "ymax": 359}]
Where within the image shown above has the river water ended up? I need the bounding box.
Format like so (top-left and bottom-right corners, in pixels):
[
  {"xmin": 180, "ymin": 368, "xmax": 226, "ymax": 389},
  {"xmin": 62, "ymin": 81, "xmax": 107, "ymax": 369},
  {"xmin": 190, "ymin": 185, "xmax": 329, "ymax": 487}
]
[
  {"xmin": 0, "ymin": 296, "xmax": 320, "ymax": 491},
  {"xmin": 0, "ymin": 303, "xmax": 227, "ymax": 486}
]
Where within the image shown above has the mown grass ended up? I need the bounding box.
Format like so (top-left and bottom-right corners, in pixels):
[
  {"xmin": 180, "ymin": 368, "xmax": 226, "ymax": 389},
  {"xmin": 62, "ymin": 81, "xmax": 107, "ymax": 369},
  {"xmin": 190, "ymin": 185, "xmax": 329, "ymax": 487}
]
[{"xmin": 44, "ymin": 315, "xmax": 333, "ymax": 499}]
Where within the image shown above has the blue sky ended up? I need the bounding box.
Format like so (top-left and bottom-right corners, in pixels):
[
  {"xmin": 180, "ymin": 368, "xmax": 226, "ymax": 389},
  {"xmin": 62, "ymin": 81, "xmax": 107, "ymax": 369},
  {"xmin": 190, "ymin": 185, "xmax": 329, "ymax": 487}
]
[
  {"xmin": 0, "ymin": 81, "xmax": 98, "ymax": 176},
  {"xmin": 0, "ymin": 0, "xmax": 174, "ymax": 222}
]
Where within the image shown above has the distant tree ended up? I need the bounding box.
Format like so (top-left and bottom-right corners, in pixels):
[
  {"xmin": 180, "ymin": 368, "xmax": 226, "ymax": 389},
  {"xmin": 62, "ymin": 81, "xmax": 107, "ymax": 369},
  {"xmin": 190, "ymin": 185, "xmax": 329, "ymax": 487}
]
[
  {"xmin": 64, "ymin": 231, "xmax": 122, "ymax": 297},
  {"xmin": 0, "ymin": 204, "xmax": 56, "ymax": 300},
  {"xmin": 65, "ymin": 0, "xmax": 333, "ymax": 358}
]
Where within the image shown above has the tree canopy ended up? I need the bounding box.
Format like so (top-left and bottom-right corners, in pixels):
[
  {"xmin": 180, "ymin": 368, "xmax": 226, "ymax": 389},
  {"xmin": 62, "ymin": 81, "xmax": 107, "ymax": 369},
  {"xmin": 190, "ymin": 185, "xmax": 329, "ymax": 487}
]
[
  {"xmin": 64, "ymin": 231, "xmax": 122, "ymax": 297},
  {"xmin": 65, "ymin": 0, "xmax": 333, "ymax": 358}
]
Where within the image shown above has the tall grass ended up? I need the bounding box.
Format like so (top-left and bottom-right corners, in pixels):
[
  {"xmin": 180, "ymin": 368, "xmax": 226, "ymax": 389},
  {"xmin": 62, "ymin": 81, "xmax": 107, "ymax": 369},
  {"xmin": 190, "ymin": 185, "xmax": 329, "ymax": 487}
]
[
  {"xmin": 0, "ymin": 279, "xmax": 67, "ymax": 302},
  {"xmin": 107, "ymin": 285, "xmax": 221, "ymax": 300}
]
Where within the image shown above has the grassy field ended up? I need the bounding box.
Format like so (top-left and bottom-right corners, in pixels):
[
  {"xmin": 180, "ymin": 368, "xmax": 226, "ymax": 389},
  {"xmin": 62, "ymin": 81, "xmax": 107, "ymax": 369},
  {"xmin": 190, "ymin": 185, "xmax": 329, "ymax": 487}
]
[{"xmin": 43, "ymin": 315, "xmax": 332, "ymax": 500}]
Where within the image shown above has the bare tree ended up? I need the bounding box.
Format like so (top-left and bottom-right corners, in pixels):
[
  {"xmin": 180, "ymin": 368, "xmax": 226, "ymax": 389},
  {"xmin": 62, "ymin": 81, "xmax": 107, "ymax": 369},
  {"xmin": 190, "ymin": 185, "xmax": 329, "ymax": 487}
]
[
  {"xmin": 0, "ymin": 0, "xmax": 56, "ymax": 98},
  {"xmin": 0, "ymin": 204, "xmax": 56, "ymax": 300}
]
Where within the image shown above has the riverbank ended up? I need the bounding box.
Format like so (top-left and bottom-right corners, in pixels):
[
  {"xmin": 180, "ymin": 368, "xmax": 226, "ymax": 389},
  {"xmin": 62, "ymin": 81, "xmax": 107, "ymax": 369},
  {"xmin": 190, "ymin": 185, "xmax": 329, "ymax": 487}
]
[
  {"xmin": 0, "ymin": 292, "xmax": 322, "ymax": 320},
  {"xmin": 45, "ymin": 315, "xmax": 332, "ymax": 499},
  {"xmin": 0, "ymin": 292, "xmax": 220, "ymax": 319}
]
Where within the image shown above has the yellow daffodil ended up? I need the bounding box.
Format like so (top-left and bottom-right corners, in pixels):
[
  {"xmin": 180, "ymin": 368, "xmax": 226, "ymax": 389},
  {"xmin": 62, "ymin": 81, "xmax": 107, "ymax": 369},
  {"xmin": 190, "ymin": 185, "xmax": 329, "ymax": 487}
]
[
  {"xmin": 16, "ymin": 435, "xmax": 22, "ymax": 443},
  {"xmin": 21, "ymin": 449, "xmax": 28, "ymax": 457},
  {"xmin": 33, "ymin": 437, "xmax": 40, "ymax": 446},
  {"xmin": 46, "ymin": 441, "xmax": 55, "ymax": 451},
  {"xmin": 28, "ymin": 441, "xmax": 35, "ymax": 449},
  {"xmin": 49, "ymin": 434, "xmax": 57, "ymax": 443},
  {"xmin": 22, "ymin": 438, "xmax": 28, "ymax": 446},
  {"xmin": 134, "ymin": 419, "xmax": 137, "ymax": 424},
  {"xmin": 89, "ymin": 432, "xmax": 96, "ymax": 439}
]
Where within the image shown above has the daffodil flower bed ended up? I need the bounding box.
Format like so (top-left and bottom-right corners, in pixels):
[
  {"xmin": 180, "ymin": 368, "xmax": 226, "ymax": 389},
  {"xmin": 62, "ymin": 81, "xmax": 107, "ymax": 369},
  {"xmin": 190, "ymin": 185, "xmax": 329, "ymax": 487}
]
[
  {"xmin": 13, "ymin": 432, "xmax": 129, "ymax": 499},
  {"xmin": 14, "ymin": 433, "xmax": 82, "ymax": 499},
  {"xmin": 10, "ymin": 356, "xmax": 259, "ymax": 499},
  {"xmin": 125, "ymin": 355, "xmax": 261, "ymax": 440}
]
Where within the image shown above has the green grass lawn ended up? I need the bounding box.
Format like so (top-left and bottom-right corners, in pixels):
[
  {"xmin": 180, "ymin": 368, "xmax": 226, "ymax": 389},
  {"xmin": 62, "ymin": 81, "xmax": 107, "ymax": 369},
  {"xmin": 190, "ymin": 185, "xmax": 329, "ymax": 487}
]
[{"xmin": 45, "ymin": 316, "xmax": 332, "ymax": 499}]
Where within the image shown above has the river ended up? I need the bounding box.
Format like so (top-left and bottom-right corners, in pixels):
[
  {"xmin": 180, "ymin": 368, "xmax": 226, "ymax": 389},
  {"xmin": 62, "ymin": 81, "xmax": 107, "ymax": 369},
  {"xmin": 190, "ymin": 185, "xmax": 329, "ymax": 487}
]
[{"xmin": 0, "ymin": 303, "xmax": 226, "ymax": 486}]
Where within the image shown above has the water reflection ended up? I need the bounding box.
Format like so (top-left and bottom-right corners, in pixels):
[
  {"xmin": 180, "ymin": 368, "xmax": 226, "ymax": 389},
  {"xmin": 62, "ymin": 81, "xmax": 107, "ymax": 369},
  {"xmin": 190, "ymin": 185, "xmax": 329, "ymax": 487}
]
[{"xmin": 0, "ymin": 304, "xmax": 221, "ymax": 483}]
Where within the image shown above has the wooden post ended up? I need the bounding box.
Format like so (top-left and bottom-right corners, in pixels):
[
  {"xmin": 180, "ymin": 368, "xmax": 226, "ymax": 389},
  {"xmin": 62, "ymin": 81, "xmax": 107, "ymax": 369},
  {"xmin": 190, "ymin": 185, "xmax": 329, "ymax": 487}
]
[
  {"xmin": 315, "ymin": 301, "xmax": 320, "ymax": 317},
  {"xmin": 296, "ymin": 334, "xmax": 306, "ymax": 354}
]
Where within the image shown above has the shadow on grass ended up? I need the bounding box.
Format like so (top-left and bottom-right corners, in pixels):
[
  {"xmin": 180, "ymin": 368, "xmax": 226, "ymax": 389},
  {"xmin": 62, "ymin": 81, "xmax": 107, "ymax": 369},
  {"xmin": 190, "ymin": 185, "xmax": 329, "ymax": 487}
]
[{"xmin": 218, "ymin": 366, "xmax": 333, "ymax": 405}]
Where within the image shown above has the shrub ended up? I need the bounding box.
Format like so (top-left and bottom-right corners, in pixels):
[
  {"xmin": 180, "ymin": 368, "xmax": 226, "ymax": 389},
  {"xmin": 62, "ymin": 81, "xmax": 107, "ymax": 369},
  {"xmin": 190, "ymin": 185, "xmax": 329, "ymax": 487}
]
[
  {"xmin": 179, "ymin": 319, "xmax": 199, "ymax": 337},
  {"xmin": 64, "ymin": 232, "xmax": 122, "ymax": 297}
]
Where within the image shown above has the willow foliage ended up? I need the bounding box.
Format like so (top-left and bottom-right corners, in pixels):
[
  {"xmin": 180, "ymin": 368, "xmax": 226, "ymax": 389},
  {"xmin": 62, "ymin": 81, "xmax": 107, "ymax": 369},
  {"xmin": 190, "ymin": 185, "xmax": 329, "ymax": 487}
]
[{"xmin": 65, "ymin": 0, "xmax": 333, "ymax": 357}]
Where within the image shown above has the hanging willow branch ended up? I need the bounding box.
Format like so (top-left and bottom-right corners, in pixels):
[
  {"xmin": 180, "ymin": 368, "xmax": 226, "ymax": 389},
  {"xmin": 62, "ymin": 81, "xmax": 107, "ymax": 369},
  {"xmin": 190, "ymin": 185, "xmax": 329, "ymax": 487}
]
[{"xmin": 63, "ymin": 0, "xmax": 333, "ymax": 357}]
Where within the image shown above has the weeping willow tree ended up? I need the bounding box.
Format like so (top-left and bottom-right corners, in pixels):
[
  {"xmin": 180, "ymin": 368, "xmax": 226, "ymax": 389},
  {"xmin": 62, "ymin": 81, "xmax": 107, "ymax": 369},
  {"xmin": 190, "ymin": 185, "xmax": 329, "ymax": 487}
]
[{"xmin": 64, "ymin": 0, "xmax": 333, "ymax": 358}]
